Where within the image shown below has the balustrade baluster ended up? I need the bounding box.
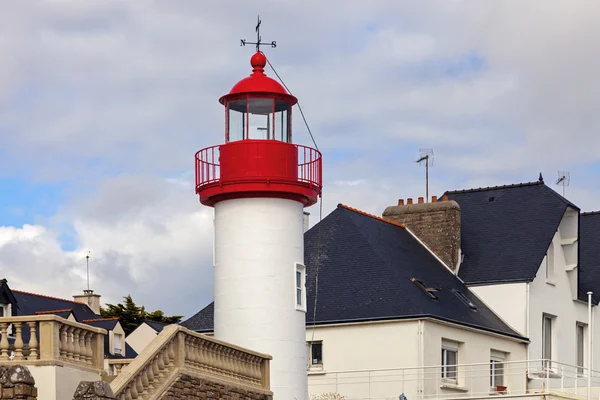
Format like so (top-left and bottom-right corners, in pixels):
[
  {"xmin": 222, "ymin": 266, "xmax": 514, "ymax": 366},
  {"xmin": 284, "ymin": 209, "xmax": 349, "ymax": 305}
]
[
  {"xmin": 151, "ymin": 355, "xmax": 160, "ymax": 381},
  {"xmin": 78, "ymin": 329, "xmax": 86, "ymax": 363},
  {"xmin": 85, "ymin": 331, "xmax": 93, "ymax": 365},
  {"xmin": 136, "ymin": 375, "xmax": 145, "ymax": 396},
  {"xmin": 167, "ymin": 341, "xmax": 176, "ymax": 366},
  {"xmin": 146, "ymin": 364, "xmax": 156, "ymax": 391},
  {"xmin": 156, "ymin": 351, "xmax": 166, "ymax": 377},
  {"xmin": 129, "ymin": 382, "xmax": 138, "ymax": 399},
  {"xmin": 66, "ymin": 326, "xmax": 75, "ymax": 360},
  {"xmin": 72, "ymin": 328, "xmax": 81, "ymax": 362},
  {"xmin": 13, "ymin": 322, "xmax": 24, "ymax": 361},
  {"xmin": 0, "ymin": 323, "xmax": 9, "ymax": 360},
  {"xmin": 59, "ymin": 325, "xmax": 67, "ymax": 359},
  {"xmin": 27, "ymin": 322, "xmax": 38, "ymax": 360},
  {"xmin": 161, "ymin": 347, "xmax": 170, "ymax": 371},
  {"xmin": 140, "ymin": 367, "xmax": 150, "ymax": 393}
]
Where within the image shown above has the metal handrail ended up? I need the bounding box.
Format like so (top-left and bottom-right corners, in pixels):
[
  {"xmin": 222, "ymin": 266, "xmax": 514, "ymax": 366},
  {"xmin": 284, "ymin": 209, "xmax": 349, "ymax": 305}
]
[{"xmin": 195, "ymin": 142, "xmax": 322, "ymax": 191}]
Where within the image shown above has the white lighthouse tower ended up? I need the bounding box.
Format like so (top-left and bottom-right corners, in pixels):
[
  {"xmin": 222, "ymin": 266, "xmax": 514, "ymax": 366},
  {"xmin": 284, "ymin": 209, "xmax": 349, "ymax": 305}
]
[{"xmin": 194, "ymin": 45, "xmax": 322, "ymax": 399}]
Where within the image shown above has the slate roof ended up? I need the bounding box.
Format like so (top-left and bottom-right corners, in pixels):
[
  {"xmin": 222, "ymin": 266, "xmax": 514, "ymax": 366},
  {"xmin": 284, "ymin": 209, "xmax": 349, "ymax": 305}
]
[
  {"xmin": 182, "ymin": 205, "xmax": 525, "ymax": 340},
  {"xmin": 144, "ymin": 320, "xmax": 169, "ymax": 333},
  {"xmin": 12, "ymin": 290, "xmax": 100, "ymax": 322},
  {"xmin": 580, "ymin": 211, "xmax": 600, "ymax": 302},
  {"xmin": 444, "ymin": 181, "xmax": 576, "ymax": 285},
  {"xmin": 84, "ymin": 318, "xmax": 120, "ymax": 330},
  {"xmin": 181, "ymin": 302, "xmax": 213, "ymax": 332}
]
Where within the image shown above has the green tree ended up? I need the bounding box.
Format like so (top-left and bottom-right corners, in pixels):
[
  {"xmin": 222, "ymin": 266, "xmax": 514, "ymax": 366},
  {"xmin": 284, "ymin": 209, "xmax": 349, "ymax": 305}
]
[{"xmin": 100, "ymin": 295, "xmax": 183, "ymax": 335}]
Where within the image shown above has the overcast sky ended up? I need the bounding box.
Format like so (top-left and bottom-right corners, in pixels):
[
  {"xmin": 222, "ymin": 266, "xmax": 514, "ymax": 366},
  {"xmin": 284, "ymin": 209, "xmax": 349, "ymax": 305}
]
[{"xmin": 1, "ymin": 1, "xmax": 599, "ymax": 319}]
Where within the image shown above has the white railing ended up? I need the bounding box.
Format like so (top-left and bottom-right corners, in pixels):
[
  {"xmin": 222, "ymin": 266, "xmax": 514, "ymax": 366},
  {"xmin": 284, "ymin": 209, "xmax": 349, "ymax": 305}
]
[{"xmin": 308, "ymin": 359, "xmax": 600, "ymax": 400}]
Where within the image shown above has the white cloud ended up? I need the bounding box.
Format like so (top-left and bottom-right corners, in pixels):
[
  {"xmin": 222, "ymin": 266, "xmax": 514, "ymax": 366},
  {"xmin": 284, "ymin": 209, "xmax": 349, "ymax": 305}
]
[{"xmin": 1, "ymin": 1, "xmax": 600, "ymax": 319}]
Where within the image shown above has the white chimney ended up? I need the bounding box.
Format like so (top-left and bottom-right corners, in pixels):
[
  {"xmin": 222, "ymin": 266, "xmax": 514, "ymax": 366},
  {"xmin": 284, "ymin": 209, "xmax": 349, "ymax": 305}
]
[{"xmin": 73, "ymin": 289, "xmax": 101, "ymax": 314}]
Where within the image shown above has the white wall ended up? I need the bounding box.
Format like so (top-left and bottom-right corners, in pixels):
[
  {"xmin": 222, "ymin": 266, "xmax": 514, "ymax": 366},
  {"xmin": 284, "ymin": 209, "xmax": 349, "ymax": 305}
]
[
  {"xmin": 28, "ymin": 365, "xmax": 100, "ymax": 400},
  {"xmin": 306, "ymin": 319, "xmax": 528, "ymax": 400},
  {"xmin": 528, "ymin": 227, "xmax": 600, "ymax": 373},
  {"xmin": 422, "ymin": 320, "xmax": 528, "ymax": 398},
  {"xmin": 126, "ymin": 322, "xmax": 158, "ymax": 355},
  {"xmin": 470, "ymin": 283, "xmax": 528, "ymax": 336},
  {"xmin": 214, "ymin": 197, "xmax": 307, "ymax": 400},
  {"xmin": 306, "ymin": 321, "xmax": 420, "ymax": 400}
]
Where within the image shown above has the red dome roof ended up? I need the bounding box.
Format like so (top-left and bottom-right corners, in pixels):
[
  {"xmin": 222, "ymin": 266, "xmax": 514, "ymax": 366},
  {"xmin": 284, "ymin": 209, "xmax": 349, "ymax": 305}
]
[{"xmin": 219, "ymin": 52, "xmax": 297, "ymax": 105}]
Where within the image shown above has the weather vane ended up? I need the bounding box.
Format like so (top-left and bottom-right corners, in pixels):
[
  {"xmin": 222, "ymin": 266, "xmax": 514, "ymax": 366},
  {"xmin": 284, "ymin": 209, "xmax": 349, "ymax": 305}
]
[{"xmin": 240, "ymin": 15, "xmax": 277, "ymax": 52}]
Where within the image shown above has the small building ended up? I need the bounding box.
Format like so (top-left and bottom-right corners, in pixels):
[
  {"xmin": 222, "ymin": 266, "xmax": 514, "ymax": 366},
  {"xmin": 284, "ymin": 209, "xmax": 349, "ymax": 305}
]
[{"xmin": 125, "ymin": 320, "xmax": 169, "ymax": 356}]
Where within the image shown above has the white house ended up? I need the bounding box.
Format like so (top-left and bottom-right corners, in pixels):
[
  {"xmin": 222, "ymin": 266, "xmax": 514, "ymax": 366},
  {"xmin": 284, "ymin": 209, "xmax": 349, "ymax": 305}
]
[{"xmin": 382, "ymin": 179, "xmax": 600, "ymax": 398}]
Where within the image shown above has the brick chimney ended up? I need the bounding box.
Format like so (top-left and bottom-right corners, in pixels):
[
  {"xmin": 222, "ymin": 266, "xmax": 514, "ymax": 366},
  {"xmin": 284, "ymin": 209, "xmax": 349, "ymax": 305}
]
[
  {"xmin": 73, "ymin": 290, "xmax": 101, "ymax": 314},
  {"xmin": 382, "ymin": 197, "xmax": 461, "ymax": 272}
]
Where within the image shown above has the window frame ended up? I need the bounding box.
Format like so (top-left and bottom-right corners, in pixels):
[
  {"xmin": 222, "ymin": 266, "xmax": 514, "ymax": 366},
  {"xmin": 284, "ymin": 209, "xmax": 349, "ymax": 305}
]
[
  {"xmin": 295, "ymin": 263, "xmax": 306, "ymax": 312},
  {"xmin": 113, "ymin": 332, "xmax": 123, "ymax": 355},
  {"xmin": 490, "ymin": 350, "xmax": 506, "ymax": 389},
  {"xmin": 542, "ymin": 314, "xmax": 554, "ymax": 369},
  {"xmin": 576, "ymin": 322, "xmax": 586, "ymax": 375},
  {"xmin": 307, "ymin": 341, "xmax": 323, "ymax": 369},
  {"xmin": 441, "ymin": 340, "xmax": 459, "ymax": 383},
  {"xmin": 545, "ymin": 243, "xmax": 555, "ymax": 283}
]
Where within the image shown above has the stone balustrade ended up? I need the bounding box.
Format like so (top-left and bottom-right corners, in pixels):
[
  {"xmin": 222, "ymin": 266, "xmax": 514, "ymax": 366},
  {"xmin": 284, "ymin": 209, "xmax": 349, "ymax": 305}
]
[
  {"xmin": 0, "ymin": 315, "xmax": 106, "ymax": 372},
  {"xmin": 110, "ymin": 325, "xmax": 272, "ymax": 400},
  {"xmin": 108, "ymin": 359, "xmax": 133, "ymax": 376}
]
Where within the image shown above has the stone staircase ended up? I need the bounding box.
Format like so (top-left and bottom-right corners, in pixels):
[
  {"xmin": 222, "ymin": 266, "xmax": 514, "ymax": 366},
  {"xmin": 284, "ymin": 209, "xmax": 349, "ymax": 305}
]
[{"xmin": 109, "ymin": 325, "xmax": 273, "ymax": 399}]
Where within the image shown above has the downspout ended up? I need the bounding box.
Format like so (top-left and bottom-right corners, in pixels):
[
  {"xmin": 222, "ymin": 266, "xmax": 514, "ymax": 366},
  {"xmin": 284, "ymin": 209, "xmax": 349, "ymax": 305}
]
[
  {"xmin": 418, "ymin": 320, "xmax": 423, "ymax": 400},
  {"xmin": 588, "ymin": 292, "xmax": 592, "ymax": 400},
  {"xmin": 526, "ymin": 282, "xmax": 531, "ymax": 391}
]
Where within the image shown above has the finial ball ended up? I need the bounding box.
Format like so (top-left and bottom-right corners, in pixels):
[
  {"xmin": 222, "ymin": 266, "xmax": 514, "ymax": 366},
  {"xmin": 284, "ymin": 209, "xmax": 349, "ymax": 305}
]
[{"xmin": 251, "ymin": 52, "xmax": 267, "ymax": 69}]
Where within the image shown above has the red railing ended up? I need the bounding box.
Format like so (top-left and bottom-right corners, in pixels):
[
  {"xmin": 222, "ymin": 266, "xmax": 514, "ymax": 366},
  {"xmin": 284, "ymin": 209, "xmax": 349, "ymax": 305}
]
[
  {"xmin": 195, "ymin": 145, "xmax": 221, "ymax": 188},
  {"xmin": 195, "ymin": 143, "xmax": 322, "ymax": 193}
]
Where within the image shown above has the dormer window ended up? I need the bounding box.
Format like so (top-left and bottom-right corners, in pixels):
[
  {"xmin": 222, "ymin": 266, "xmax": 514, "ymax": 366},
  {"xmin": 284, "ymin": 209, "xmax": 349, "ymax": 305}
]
[
  {"xmin": 411, "ymin": 278, "xmax": 439, "ymax": 300},
  {"xmin": 0, "ymin": 303, "xmax": 10, "ymax": 318}
]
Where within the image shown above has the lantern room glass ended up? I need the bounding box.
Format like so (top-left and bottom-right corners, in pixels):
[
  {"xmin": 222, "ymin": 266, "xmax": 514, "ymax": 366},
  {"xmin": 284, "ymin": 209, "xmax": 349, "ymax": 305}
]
[{"xmin": 226, "ymin": 97, "xmax": 291, "ymax": 143}]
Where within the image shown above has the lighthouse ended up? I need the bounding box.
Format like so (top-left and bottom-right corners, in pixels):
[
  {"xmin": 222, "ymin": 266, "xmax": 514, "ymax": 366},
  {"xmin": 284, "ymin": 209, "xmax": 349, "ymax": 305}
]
[{"xmin": 194, "ymin": 46, "xmax": 322, "ymax": 399}]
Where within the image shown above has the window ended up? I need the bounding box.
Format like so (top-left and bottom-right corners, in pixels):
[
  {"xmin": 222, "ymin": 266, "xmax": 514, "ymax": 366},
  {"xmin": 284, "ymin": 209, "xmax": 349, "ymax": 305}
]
[
  {"xmin": 441, "ymin": 340, "xmax": 459, "ymax": 382},
  {"xmin": 113, "ymin": 333, "xmax": 123, "ymax": 354},
  {"xmin": 542, "ymin": 315, "xmax": 554, "ymax": 368},
  {"xmin": 545, "ymin": 243, "xmax": 555, "ymax": 282},
  {"xmin": 452, "ymin": 289, "xmax": 477, "ymax": 311},
  {"xmin": 295, "ymin": 264, "xmax": 306, "ymax": 311},
  {"xmin": 490, "ymin": 350, "xmax": 506, "ymax": 388},
  {"xmin": 307, "ymin": 341, "xmax": 323, "ymax": 367},
  {"xmin": 577, "ymin": 323, "xmax": 586, "ymax": 374}
]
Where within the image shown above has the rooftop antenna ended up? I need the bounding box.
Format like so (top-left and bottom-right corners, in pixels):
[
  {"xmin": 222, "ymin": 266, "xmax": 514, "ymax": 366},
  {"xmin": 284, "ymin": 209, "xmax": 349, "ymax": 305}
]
[
  {"xmin": 556, "ymin": 171, "xmax": 570, "ymax": 197},
  {"xmin": 85, "ymin": 251, "xmax": 91, "ymax": 292},
  {"xmin": 416, "ymin": 149, "xmax": 434, "ymax": 202}
]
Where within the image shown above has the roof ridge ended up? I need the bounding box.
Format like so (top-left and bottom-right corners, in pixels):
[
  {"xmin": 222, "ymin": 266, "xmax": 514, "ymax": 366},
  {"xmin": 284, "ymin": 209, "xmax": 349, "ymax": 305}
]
[
  {"xmin": 83, "ymin": 317, "xmax": 118, "ymax": 322},
  {"xmin": 13, "ymin": 289, "xmax": 87, "ymax": 305},
  {"xmin": 337, "ymin": 204, "xmax": 405, "ymax": 229},
  {"xmin": 34, "ymin": 309, "xmax": 72, "ymax": 315},
  {"xmin": 444, "ymin": 181, "xmax": 542, "ymax": 195},
  {"xmin": 582, "ymin": 210, "xmax": 600, "ymax": 216}
]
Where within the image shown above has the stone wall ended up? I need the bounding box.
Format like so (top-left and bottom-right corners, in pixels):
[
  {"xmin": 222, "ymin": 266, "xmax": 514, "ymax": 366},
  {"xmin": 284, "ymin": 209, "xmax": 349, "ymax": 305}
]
[
  {"xmin": 161, "ymin": 374, "xmax": 273, "ymax": 400},
  {"xmin": 382, "ymin": 197, "xmax": 461, "ymax": 271},
  {"xmin": 73, "ymin": 381, "xmax": 116, "ymax": 400},
  {"xmin": 0, "ymin": 365, "xmax": 37, "ymax": 400}
]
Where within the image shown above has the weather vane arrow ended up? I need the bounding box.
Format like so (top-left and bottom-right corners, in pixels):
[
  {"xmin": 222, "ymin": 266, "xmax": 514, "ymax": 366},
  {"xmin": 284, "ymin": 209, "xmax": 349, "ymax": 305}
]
[{"xmin": 240, "ymin": 15, "xmax": 277, "ymax": 52}]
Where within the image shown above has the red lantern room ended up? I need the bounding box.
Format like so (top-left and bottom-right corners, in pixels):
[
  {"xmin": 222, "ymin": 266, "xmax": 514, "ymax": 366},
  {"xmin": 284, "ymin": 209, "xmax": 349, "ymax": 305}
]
[{"xmin": 195, "ymin": 51, "xmax": 322, "ymax": 207}]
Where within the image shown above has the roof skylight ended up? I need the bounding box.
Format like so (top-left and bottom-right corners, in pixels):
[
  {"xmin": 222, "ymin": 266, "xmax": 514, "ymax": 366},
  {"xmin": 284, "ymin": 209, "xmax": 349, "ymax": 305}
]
[
  {"xmin": 452, "ymin": 289, "xmax": 477, "ymax": 311},
  {"xmin": 411, "ymin": 278, "xmax": 439, "ymax": 300}
]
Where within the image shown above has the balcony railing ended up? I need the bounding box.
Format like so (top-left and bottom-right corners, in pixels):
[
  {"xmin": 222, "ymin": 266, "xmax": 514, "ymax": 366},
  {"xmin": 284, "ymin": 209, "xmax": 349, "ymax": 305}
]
[
  {"xmin": 0, "ymin": 315, "xmax": 106, "ymax": 372},
  {"xmin": 110, "ymin": 324, "xmax": 272, "ymax": 400},
  {"xmin": 308, "ymin": 359, "xmax": 600, "ymax": 400},
  {"xmin": 195, "ymin": 143, "xmax": 322, "ymax": 192}
]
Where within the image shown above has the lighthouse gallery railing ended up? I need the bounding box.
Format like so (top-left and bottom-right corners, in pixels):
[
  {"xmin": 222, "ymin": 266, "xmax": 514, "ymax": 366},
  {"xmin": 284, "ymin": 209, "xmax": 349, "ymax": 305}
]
[{"xmin": 195, "ymin": 143, "xmax": 322, "ymax": 192}]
